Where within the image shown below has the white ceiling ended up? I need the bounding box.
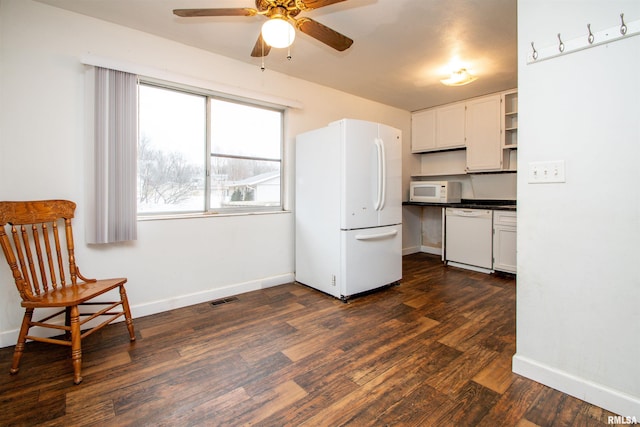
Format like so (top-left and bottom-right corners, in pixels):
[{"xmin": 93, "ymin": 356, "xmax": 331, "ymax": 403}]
[{"xmin": 34, "ymin": 0, "xmax": 518, "ymax": 112}]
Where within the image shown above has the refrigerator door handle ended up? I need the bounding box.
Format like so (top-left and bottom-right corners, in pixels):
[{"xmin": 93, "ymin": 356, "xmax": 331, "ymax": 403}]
[
  {"xmin": 374, "ymin": 138, "xmax": 386, "ymax": 211},
  {"xmin": 355, "ymin": 229, "xmax": 398, "ymax": 241}
]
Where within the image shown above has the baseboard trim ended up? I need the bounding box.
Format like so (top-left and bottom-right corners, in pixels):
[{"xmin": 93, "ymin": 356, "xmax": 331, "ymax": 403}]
[
  {"xmin": 402, "ymin": 246, "xmax": 421, "ymax": 256},
  {"xmin": 132, "ymin": 273, "xmax": 294, "ymax": 319},
  {"xmin": 0, "ymin": 273, "xmax": 294, "ymax": 348},
  {"xmin": 513, "ymin": 354, "xmax": 640, "ymax": 417},
  {"xmin": 402, "ymin": 246, "xmax": 442, "ymax": 256},
  {"xmin": 420, "ymin": 245, "xmax": 442, "ymax": 256}
]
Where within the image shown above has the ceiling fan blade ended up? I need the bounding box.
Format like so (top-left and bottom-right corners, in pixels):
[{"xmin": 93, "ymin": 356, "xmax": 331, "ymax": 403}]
[
  {"xmin": 296, "ymin": 18, "xmax": 353, "ymax": 51},
  {"xmin": 173, "ymin": 8, "xmax": 257, "ymax": 18},
  {"xmin": 250, "ymin": 34, "xmax": 272, "ymax": 57},
  {"xmin": 296, "ymin": 0, "xmax": 348, "ymax": 11}
]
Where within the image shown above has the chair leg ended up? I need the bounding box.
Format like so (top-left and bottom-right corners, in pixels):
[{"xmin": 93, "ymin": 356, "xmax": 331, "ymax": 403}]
[
  {"xmin": 65, "ymin": 307, "xmax": 72, "ymax": 340},
  {"xmin": 69, "ymin": 305, "xmax": 83, "ymax": 385},
  {"xmin": 119, "ymin": 285, "xmax": 136, "ymax": 342},
  {"xmin": 10, "ymin": 308, "xmax": 33, "ymax": 375}
]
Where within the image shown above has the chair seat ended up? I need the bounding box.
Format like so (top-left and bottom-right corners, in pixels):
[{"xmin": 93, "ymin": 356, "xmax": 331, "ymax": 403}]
[{"xmin": 21, "ymin": 278, "xmax": 127, "ymax": 308}]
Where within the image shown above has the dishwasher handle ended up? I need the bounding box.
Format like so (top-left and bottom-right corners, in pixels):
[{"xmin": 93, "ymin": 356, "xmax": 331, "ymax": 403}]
[{"xmin": 446, "ymin": 208, "xmax": 492, "ymax": 218}]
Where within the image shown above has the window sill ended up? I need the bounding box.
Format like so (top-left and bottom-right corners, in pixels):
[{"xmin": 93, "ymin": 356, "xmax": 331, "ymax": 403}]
[{"xmin": 137, "ymin": 209, "xmax": 291, "ymax": 222}]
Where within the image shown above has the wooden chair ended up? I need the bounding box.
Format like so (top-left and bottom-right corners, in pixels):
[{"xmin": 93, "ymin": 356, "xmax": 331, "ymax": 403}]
[{"xmin": 0, "ymin": 200, "xmax": 135, "ymax": 384}]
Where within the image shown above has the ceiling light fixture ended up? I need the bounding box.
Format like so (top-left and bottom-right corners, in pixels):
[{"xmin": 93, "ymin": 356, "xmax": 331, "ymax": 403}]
[
  {"xmin": 441, "ymin": 68, "xmax": 478, "ymax": 86},
  {"xmin": 261, "ymin": 16, "xmax": 296, "ymax": 48}
]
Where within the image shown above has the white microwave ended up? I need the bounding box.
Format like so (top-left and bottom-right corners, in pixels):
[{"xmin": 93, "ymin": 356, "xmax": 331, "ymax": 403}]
[{"xmin": 409, "ymin": 181, "xmax": 461, "ymax": 203}]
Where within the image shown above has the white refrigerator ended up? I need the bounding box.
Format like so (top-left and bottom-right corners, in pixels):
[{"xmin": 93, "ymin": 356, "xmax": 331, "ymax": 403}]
[{"xmin": 295, "ymin": 119, "xmax": 402, "ymax": 300}]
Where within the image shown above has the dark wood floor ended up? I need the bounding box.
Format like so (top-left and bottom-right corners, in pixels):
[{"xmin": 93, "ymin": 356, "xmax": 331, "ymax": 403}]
[{"xmin": 0, "ymin": 253, "xmax": 617, "ymax": 426}]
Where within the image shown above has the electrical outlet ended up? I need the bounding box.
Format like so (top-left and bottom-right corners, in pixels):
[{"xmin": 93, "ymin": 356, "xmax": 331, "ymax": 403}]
[{"xmin": 528, "ymin": 160, "xmax": 566, "ymax": 184}]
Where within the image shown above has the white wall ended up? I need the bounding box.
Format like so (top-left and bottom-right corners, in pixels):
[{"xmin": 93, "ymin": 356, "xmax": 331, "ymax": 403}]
[
  {"xmin": 515, "ymin": 0, "xmax": 640, "ymax": 416},
  {"xmin": 0, "ymin": 0, "xmax": 411, "ymax": 346}
]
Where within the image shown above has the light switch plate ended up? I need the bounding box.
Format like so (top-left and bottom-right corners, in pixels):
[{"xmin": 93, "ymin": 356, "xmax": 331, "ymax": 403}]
[{"xmin": 528, "ymin": 160, "xmax": 566, "ymax": 184}]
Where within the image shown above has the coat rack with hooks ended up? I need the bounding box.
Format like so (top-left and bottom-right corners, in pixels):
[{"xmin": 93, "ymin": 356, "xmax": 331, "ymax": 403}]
[{"xmin": 527, "ymin": 13, "xmax": 639, "ymax": 64}]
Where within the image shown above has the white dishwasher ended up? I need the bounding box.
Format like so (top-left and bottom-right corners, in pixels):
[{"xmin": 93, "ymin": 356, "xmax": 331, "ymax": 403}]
[{"xmin": 445, "ymin": 208, "xmax": 493, "ymax": 272}]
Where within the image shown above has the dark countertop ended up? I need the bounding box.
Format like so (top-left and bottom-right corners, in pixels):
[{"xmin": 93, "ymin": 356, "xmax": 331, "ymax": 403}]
[{"xmin": 403, "ymin": 199, "xmax": 517, "ymax": 211}]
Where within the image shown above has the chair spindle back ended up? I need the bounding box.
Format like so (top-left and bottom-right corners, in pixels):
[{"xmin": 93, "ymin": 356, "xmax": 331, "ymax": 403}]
[{"xmin": 0, "ymin": 200, "xmax": 79, "ymax": 301}]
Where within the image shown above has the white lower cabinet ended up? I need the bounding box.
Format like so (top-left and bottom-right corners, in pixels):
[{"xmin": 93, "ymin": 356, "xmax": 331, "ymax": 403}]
[{"xmin": 492, "ymin": 210, "xmax": 517, "ymax": 273}]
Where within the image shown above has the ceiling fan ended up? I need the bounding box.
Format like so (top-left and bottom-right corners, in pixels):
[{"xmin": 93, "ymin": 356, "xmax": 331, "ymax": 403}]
[{"xmin": 173, "ymin": 0, "xmax": 354, "ymax": 57}]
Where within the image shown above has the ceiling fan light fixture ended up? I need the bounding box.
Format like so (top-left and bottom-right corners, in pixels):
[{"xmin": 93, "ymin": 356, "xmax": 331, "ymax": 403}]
[
  {"xmin": 261, "ymin": 17, "xmax": 296, "ymax": 48},
  {"xmin": 441, "ymin": 68, "xmax": 478, "ymax": 86}
]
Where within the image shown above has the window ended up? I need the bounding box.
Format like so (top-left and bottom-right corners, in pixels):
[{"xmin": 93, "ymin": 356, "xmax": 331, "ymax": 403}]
[
  {"xmin": 210, "ymin": 99, "xmax": 282, "ymax": 210},
  {"xmin": 137, "ymin": 82, "xmax": 283, "ymax": 215}
]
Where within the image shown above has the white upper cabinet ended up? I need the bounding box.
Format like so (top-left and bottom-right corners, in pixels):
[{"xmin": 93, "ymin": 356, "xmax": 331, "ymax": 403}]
[
  {"xmin": 411, "ymin": 108, "xmax": 436, "ymax": 152},
  {"xmin": 411, "ymin": 89, "xmax": 518, "ymax": 174},
  {"xmin": 465, "ymin": 94, "xmax": 502, "ymax": 172},
  {"xmin": 411, "ymin": 101, "xmax": 466, "ymax": 153},
  {"xmin": 435, "ymin": 102, "xmax": 466, "ymax": 150}
]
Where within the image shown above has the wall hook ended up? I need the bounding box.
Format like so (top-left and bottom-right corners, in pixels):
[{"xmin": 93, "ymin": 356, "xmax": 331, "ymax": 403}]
[
  {"xmin": 620, "ymin": 13, "xmax": 628, "ymax": 35},
  {"xmin": 527, "ymin": 12, "xmax": 638, "ymax": 65},
  {"xmin": 557, "ymin": 33, "xmax": 565, "ymax": 52}
]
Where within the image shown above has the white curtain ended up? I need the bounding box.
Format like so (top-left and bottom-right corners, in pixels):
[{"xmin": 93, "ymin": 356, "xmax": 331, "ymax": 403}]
[{"xmin": 87, "ymin": 67, "xmax": 137, "ymax": 244}]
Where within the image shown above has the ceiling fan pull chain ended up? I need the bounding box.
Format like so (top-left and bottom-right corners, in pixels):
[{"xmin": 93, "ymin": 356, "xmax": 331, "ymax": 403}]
[
  {"xmin": 287, "ymin": 21, "xmax": 293, "ymax": 60},
  {"xmin": 261, "ymin": 38, "xmax": 266, "ymax": 71}
]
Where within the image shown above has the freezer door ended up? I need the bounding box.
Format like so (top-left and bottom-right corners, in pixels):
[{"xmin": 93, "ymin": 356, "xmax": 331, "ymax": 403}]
[
  {"xmin": 340, "ymin": 224, "xmax": 402, "ymax": 297},
  {"xmin": 340, "ymin": 120, "xmax": 402, "ymax": 230}
]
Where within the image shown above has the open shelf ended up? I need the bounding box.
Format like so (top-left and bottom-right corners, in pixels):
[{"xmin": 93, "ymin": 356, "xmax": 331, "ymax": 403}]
[{"xmin": 502, "ymin": 91, "xmax": 518, "ymax": 151}]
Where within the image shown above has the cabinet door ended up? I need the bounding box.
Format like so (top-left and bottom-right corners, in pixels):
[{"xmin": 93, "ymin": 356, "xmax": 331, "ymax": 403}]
[
  {"xmin": 466, "ymin": 95, "xmax": 502, "ymax": 172},
  {"xmin": 493, "ymin": 226, "xmax": 517, "ymax": 273},
  {"xmin": 493, "ymin": 210, "xmax": 517, "ymax": 273},
  {"xmin": 411, "ymin": 109, "xmax": 436, "ymax": 152},
  {"xmin": 436, "ymin": 102, "xmax": 466, "ymax": 149}
]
